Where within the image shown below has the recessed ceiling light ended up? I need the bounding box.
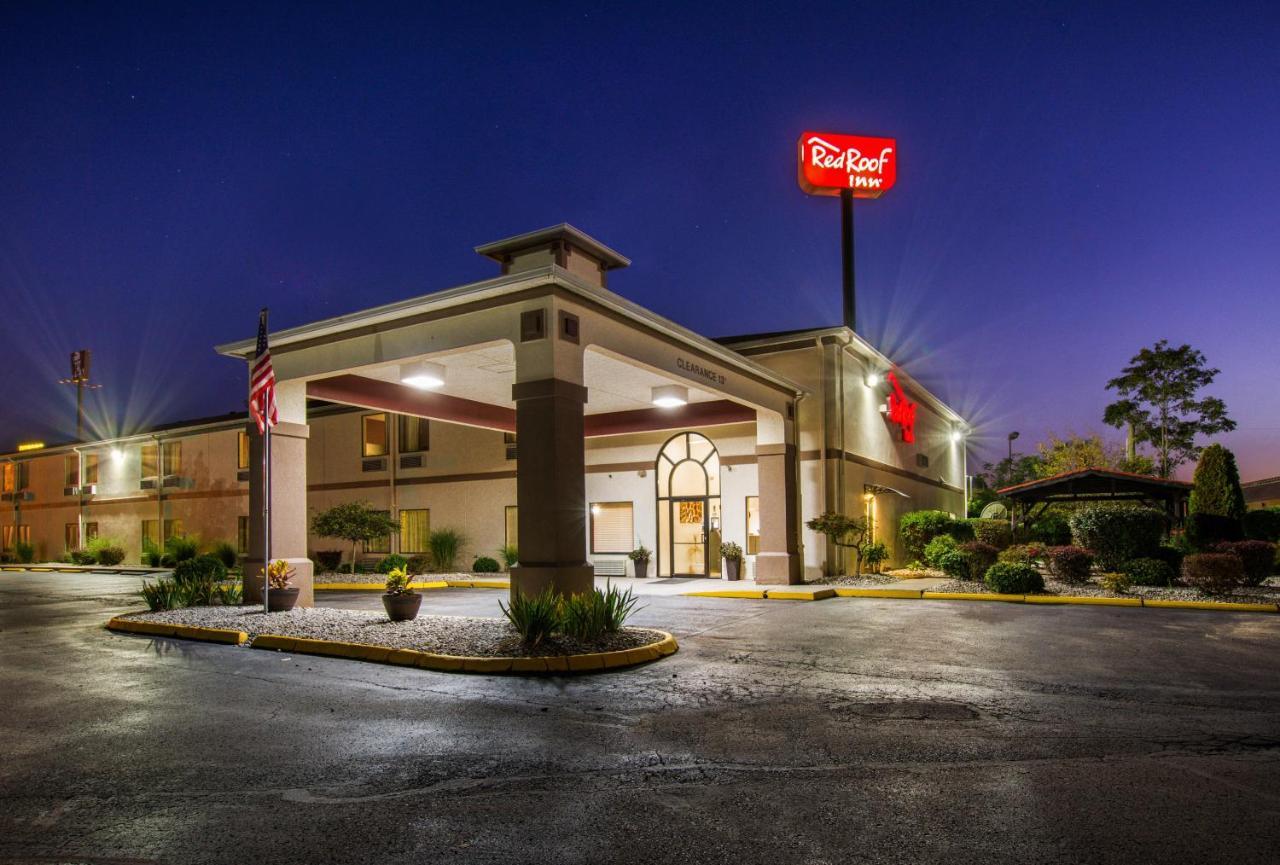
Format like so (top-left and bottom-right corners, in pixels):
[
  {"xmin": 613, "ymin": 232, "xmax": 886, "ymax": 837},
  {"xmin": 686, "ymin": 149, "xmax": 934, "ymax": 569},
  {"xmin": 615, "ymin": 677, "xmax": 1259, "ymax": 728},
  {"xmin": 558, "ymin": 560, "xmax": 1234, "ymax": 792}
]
[
  {"xmin": 651, "ymin": 384, "xmax": 688, "ymax": 408},
  {"xmin": 400, "ymin": 360, "xmax": 446, "ymax": 390}
]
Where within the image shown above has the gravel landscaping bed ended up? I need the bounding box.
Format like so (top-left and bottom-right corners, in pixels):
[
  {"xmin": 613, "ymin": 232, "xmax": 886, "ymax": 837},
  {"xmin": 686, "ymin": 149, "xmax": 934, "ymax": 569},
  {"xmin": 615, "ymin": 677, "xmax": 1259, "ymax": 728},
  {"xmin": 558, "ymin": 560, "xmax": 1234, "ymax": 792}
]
[
  {"xmin": 313, "ymin": 572, "xmax": 490, "ymax": 584},
  {"xmin": 811, "ymin": 569, "xmax": 943, "ymax": 587},
  {"xmin": 927, "ymin": 575, "xmax": 1280, "ymax": 603},
  {"xmin": 120, "ymin": 606, "xmax": 664, "ymax": 656}
]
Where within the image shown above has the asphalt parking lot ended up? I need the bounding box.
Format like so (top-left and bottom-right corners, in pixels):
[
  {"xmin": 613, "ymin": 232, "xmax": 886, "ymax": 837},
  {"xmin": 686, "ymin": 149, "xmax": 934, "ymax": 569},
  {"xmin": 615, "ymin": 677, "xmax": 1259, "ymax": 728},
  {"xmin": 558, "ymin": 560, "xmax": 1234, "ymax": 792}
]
[{"xmin": 3, "ymin": 569, "xmax": 1280, "ymax": 864}]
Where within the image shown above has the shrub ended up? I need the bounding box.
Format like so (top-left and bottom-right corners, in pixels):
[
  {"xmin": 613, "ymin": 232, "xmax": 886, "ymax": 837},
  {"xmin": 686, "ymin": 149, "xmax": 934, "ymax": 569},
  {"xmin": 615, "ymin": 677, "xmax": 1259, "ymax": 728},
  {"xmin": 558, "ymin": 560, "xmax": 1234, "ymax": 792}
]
[
  {"xmin": 209, "ymin": 541, "xmax": 238, "ymax": 569},
  {"xmin": 142, "ymin": 540, "xmax": 164, "ymax": 567},
  {"xmin": 1243, "ymin": 508, "xmax": 1280, "ymax": 542},
  {"xmin": 68, "ymin": 548, "xmax": 97, "ymax": 565},
  {"xmin": 1149, "ymin": 544, "xmax": 1184, "ymax": 576},
  {"xmin": 1213, "ymin": 540, "xmax": 1277, "ymax": 587},
  {"xmin": 405, "ymin": 554, "xmax": 431, "ymax": 575},
  {"xmin": 1186, "ymin": 512, "xmax": 1243, "ymax": 549},
  {"xmin": 1069, "ymin": 505, "xmax": 1165, "ymax": 570},
  {"xmin": 924, "ymin": 534, "xmax": 958, "ymax": 569},
  {"xmin": 471, "ymin": 556, "xmax": 501, "ymax": 573},
  {"xmin": 376, "ymin": 553, "xmax": 408, "ymax": 574},
  {"xmin": 428, "ymin": 528, "xmax": 466, "ymax": 572},
  {"xmin": 87, "ymin": 536, "xmax": 126, "ymax": 566},
  {"xmin": 14, "ymin": 541, "xmax": 35, "ymax": 564},
  {"xmin": 1098, "ymin": 571, "xmax": 1132, "ymax": 594},
  {"xmin": 1124, "ymin": 557, "xmax": 1175, "ymax": 587},
  {"xmin": 1045, "ymin": 546, "xmax": 1093, "ymax": 584},
  {"xmin": 172, "ymin": 555, "xmax": 228, "ymax": 606},
  {"xmin": 214, "ymin": 580, "xmax": 243, "ymax": 606},
  {"xmin": 500, "ymin": 587, "xmax": 562, "ymax": 648},
  {"xmin": 998, "ymin": 544, "xmax": 1044, "ymax": 565},
  {"xmin": 719, "ymin": 541, "xmax": 744, "ymax": 562},
  {"xmin": 1188, "ymin": 444, "xmax": 1246, "ymax": 522},
  {"xmin": 383, "ymin": 567, "xmax": 413, "ymax": 595},
  {"xmin": 984, "ymin": 562, "xmax": 1044, "ymax": 594},
  {"xmin": 900, "ymin": 511, "xmax": 966, "ymax": 561},
  {"xmin": 957, "ymin": 542, "xmax": 998, "ymax": 580},
  {"xmin": 629, "ymin": 544, "xmax": 652, "ymax": 562},
  {"xmin": 864, "ymin": 542, "xmax": 890, "ymax": 572},
  {"xmin": 936, "ymin": 549, "xmax": 971, "ymax": 580},
  {"xmin": 1182, "ymin": 553, "xmax": 1243, "ymax": 595},
  {"xmin": 499, "ymin": 544, "xmax": 519, "ymax": 569},
  {"xmin": 966, "ymin": 518, "xmax": 1013, "ymax": 549},
  {"xmin": 313, "ymin": 550, "xmax": 343, "ymax": 573},
  {"xmin": 1028, "ymin": 514, "xmax": 1072, "ymax": 547},
  {"xmin": 164, "ymin": 535, "xmax": 200, "ymax": 564},
  {"xmin": 140, "ymin": 578, "xmax": 182, "ymax": 611}
]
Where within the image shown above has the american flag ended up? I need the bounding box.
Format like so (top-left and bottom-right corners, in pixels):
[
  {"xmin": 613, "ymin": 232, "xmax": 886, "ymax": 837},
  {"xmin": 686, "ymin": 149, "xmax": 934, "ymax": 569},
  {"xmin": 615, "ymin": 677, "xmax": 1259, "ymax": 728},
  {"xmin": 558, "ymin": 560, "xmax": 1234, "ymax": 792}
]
[{"xmin": 249, "ymin": 308, "xmax": 278, "ymax": 434}]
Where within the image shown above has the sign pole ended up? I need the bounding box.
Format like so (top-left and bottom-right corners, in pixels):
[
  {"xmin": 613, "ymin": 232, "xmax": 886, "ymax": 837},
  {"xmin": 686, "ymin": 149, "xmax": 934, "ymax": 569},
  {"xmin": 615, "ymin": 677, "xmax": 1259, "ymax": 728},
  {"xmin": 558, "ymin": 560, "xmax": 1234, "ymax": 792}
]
[{"xmin": 840, "ymin": 188, "xmax": 855, "ymax": 332}]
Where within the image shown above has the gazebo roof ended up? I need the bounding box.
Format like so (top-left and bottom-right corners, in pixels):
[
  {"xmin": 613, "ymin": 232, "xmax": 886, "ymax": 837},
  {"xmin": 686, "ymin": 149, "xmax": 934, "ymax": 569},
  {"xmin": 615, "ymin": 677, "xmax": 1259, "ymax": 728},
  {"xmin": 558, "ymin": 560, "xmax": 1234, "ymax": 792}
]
[{"xmin": 997, "ymin": 468, "xmax": 1192, "ymax": 501}]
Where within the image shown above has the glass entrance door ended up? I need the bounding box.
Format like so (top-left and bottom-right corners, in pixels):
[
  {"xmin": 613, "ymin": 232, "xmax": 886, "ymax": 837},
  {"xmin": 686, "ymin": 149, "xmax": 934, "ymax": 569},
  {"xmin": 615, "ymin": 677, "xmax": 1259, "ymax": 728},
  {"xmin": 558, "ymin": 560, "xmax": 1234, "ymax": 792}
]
[
  {"xmin": 655, "ymin": 431, "xmax": 723, "ymax": 578},
  {"xmin": 670, "ymin": 497, "xmax": 708, "ymax": 576}
]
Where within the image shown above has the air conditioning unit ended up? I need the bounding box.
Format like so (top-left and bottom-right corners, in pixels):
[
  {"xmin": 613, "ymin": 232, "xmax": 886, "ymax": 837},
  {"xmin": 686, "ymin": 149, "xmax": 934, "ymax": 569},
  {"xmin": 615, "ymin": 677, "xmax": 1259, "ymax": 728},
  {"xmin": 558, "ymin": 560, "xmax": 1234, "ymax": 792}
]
[
  {"xmin": 140, "ymin": 477, "xmax": 158, "ymax": 490},
  {"xmin": 399, "ymin": 454, "xmax": 423, "ymax": 469},
  {"xmin": 163, "ymin": 475, "xmax": 194, "ymax": 489},
  {"xmin": 362, "ymin": 458, "xmax": 388, "ymax": 473},
  {"xmin": 236, "ymin": 470, "xmax": 250, "ymax": 483},
  {"xmin": 0, "ymin": 492, "xmax": 12, "ymax": 502},
  {"xmin": 64, "ymin": 485, "xmax": 78, "ymax": 497},
  {"xmin": 81, "ymin": 484, "xmax": 96, "ymax": 496}
]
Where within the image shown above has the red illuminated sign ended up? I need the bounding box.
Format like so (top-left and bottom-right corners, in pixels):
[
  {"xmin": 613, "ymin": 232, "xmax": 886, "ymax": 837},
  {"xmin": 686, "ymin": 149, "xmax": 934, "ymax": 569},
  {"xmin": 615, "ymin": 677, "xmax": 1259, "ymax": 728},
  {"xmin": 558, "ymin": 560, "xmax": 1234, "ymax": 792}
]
[
  {"xmin": 798, "ymin": 131, "xmax": 897, "ymax": 198},
  {"xmin": 886, "ymin": 372, "xmax": 916, "ymax": 443}
]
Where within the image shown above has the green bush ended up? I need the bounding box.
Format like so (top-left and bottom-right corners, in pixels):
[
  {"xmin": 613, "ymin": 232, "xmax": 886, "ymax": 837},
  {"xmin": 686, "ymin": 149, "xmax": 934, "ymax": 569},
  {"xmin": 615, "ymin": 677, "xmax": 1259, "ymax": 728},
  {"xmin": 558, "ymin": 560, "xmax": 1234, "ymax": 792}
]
[
  {"xmin": 924, "ymin": 534, "xmax": 958, "ymax": 569},
  {"xmin": 1045, "ymin": 546, "xmax": 1093, "ymax": 584},
  {"xmin": 1188, "ymin": 443, "xmax": 1246, "ymax": 522},
  {"xmin": 142, "ymin": 540, "xmax": 164, "ymax": 567},
  {"xmin": 966, "ymin": 518, "xmax": 1013, "ymax": 549},
  {"xmin": 428, "ymin": 528, "xmax": 466, "ymax": 572},
  {"xmin": 1213, "ymin": 541, "xmax": 1277, "ymax": 587},
  {"xmin": 313, "ymin": 550, "xmax": 343, "ymax": 572},
  {"xmin": 983, "ymin": 561, "xmax": 1044, "ymax": 594},
  {"xmin": 1028, "ymin": 514, "xmax": 1073, "ymax": 546},
  {"xmin": 499, "ymin": 587, "xmax": 562, "ymax": 648},
  {"xmin": 936, "ymin": 548, "xmax": 971, "ymax": 579},
  {"xmin": 1148, "ymin": 544, "xmax": 1184, "ymax": 576},
  {"xmin": 864, "ymin": 542, "xmax": 890, "ymax": 572},
  {"xmin": 172, "ymin": 555, "xmax": 228, "ymax": 606},
  {"xmin": 376, "ymin": 553, "xmax": 408, "ymax": 574},
  {"xmin": 214, "ymin": 580, "xmax": 243, "ymax": 606},
  {"xmin": 471, "ymin": 556, "xmax": 501, "ymax": 573},
  {"xmin": 14, "ymin": 541, "xmax": 35, "ymax": 564},
  {"xmin": 86, "ymin": 536, "xmax": 126, "ymax": 565},
  {"xmin": 1099, "ymin": 571, "xmax": 1132, "ymax": 594},
  {"xmin": 1124, "ymin": 557, "xmax": 1175, "ymax": 587},
  {"xmin": 561, "ymin": 583, "xmax": 642, "ymax": 639},
  {"xmin": 1069, "ymin": 505, "xmax": 1165, "ymax": 570},
  {"xmin": 958, "ymin": 542, "xmax": 999, "ymax": 580},
  {"xmin": 163, "ymin": 535, "xmax": 200, "ymax": 566},
  {"xmin": 1186, "ymin": 512, "xmax": 1243, "ymax": 549},
  {"xmin": 900, "ymin": 511, "xmax": 966, "ymax": 562},
  {"xmin": 405, "ymin": 554, "xmax": 431, "ymax": 575},
  {"xmin": 1182, "ymin": 553, "xmax": 1243, "ymax": 595},
  {"xmin": 140, "ymin": 578, "xmax": 182, "ymax": 611},
  {"xmin": 209, "ymin": 541, "xmax": 238, "ymax": 569},
  {"xmin": 1243, "ymin": 508, "xmax": 1280, "ymax": 542},
  {"xmin": 68, "ymin": 549, "xmax": 97, "ymax": 565},
  {"xmin": 998, "ymin": 544, "xmax": 1044, "ymax": 565},
  {"xmin": 498, "ymin": 544, "xmax": 519, "ymax": 569}
]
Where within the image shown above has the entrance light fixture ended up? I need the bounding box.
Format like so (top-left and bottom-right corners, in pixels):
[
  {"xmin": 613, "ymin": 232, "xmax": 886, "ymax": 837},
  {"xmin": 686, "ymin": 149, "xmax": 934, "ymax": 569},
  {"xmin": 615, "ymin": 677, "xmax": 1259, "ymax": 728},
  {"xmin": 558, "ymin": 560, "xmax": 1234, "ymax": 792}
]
[
  {"xmin": 865, "ymin": 371, "xmax": 882, "ymax": 388},
  {"xmin": 400, "ymin": 360, "xmax": 446, "ymax": 390},
  {"xmin": 651, "ymin": 384, "xmax": 688, "ymax": 408},
  {"xmin": 111, "ymin": 447, "xmax": 125, "ymax": 464},
  {"xmin": 949, "ymin": 425, "xmax": 966, "ymax": 444}
]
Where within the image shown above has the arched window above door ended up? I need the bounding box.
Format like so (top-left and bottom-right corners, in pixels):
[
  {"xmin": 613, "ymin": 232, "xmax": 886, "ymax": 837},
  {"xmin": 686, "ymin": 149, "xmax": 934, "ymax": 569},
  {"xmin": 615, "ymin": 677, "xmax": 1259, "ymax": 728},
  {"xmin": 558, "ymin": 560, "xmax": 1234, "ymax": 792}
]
[{"xmin": 656, "ymin": 432, "xmax": 721, "ymax": 498}]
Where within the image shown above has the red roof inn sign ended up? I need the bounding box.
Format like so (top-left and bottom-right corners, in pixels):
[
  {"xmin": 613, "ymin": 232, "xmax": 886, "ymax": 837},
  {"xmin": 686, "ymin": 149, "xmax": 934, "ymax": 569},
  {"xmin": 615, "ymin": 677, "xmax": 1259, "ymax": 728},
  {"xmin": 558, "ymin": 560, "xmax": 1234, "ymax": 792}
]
[{"xmin": 797, "ymin": 132, "xmax": 897, "ymax": 199}]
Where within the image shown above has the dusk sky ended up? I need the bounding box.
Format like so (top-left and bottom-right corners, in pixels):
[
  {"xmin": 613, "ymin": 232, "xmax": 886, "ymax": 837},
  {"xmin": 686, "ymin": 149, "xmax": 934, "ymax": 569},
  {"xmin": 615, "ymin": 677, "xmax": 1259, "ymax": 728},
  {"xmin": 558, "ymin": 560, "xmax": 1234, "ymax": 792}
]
[{"xmin": 2, "ymin": 1, "xmax": 1276, "ymax": 479}]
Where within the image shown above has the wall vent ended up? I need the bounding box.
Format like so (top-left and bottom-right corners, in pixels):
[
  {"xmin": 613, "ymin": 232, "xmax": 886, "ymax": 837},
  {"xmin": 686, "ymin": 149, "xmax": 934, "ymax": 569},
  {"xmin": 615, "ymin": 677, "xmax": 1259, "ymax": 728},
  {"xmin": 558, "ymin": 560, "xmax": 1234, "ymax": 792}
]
[
  {"xmin": 400, "ymin": 454, "xmax": 423, "ymax": 469},
  {"xmin": 362, "ymin": 458, "xmax": 388, "ymax": 473}
]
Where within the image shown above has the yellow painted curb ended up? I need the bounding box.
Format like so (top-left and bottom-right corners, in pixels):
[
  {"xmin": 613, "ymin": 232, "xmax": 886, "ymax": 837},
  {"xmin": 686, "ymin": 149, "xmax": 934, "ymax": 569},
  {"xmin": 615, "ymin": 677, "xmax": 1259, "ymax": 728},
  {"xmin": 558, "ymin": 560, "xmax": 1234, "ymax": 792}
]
[
  {"xmin": 922, "ymin": 591, "xmax": 1025, "ymax": 603},
  {"xmin": 765, "ymin": 588, "xmax": 837, "ymax": 601},
  {"xmin": 313, "ymin": 580, "xmax": 449, "ymax": 591},
  {"xmin": 444, "ymin": 579, "xmax": 509, "ymax": 589},
  {"xmin": 1025, "ymin": 595, "xmax": 1142, "ymax": 607},
  {"xmin": 833, "ymin": 588, "xmax": 925, "ymax": 599},
  {"xmin": 1141, "ymin": 599, "xmax": 1279, "ymax": 613},
  {"xmin": 683, "ymin": 589, "xmax": 767, "ymax": 599},
  {"xmin": 107, "ymin": 617, "xmax": 247, "ymax": 645},
  {"xmin": 252, "ymin": 634, "xmax": 297, "ymax": 651}
]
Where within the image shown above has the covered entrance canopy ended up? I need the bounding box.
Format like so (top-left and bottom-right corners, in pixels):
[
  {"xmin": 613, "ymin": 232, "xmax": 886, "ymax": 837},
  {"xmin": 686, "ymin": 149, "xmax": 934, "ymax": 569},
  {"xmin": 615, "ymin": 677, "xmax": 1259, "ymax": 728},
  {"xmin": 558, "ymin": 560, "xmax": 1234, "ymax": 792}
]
[
  {"xmin": 217, "ymin": 224, "xmax": 807, "ymax": 600},
  {"xmin": 998, "ymin": 468, "xmax": 1192, "ymax": 526}
]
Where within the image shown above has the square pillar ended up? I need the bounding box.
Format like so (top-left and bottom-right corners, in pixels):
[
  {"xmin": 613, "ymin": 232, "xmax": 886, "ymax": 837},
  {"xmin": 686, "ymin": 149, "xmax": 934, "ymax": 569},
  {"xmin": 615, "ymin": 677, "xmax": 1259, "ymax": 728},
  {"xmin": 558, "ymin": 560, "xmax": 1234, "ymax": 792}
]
[
  {"xmin": 755, "ymin": 409, "xmax": 802, "ymax": 585},
  {"xmin": 244, "ymin": 381, "xmax": 313, "ymax": 607},
  {"xmin": 509, "ymin": 377, "xmax": 594, "ymax": 599}
]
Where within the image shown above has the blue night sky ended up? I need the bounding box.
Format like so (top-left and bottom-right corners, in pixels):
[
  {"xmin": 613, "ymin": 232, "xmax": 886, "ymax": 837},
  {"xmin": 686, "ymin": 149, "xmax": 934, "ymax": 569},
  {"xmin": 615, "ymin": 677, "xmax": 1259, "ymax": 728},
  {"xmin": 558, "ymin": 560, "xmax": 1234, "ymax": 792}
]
[{"xmin": 1, "ymin": 1, "xmax": 1277, "ymax": 478}]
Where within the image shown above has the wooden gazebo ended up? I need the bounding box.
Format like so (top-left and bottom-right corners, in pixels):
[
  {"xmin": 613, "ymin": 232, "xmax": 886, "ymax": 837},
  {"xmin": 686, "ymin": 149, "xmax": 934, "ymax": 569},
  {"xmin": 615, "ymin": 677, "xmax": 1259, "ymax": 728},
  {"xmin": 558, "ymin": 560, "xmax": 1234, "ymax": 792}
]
[{"xmin": 997, "ymin": 468, "xmax": 1192, "ymax": 528}]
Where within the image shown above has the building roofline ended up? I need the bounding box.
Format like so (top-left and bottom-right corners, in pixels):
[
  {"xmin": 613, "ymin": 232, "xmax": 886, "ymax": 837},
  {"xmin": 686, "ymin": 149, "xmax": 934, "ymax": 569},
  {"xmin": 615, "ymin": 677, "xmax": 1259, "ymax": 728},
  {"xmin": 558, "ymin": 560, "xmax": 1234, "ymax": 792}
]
[
  {"xmin": 216, "ymin": 266, "xmax": 806, "ymax": 399},
  {"xmin": 474, "ymin": 223, "xmax": 631, "ymax": 269},
  {"xmin": 997, "ymin": 467, "xmax": 1193, "ymax": 497},
  {"xmin": 719, "ymin": 324, "xmax": 967, "ymax": 426}
]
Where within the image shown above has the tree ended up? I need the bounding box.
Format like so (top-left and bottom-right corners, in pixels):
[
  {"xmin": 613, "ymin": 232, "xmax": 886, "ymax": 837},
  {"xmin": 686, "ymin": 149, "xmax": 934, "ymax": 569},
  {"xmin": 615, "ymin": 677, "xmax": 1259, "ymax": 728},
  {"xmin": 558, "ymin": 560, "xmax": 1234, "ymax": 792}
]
[
  {"xmin": 311, "ymin": 501, "xmax": 399, "ymax": 568},
  {"xmin": 807, "ymin": 512, "xmax": 874, "ymax": 576},
  {"xmin": 1103, "ymin": 340, "xmax": 1235, "ymax": 478},
  {"xmin": 982, "ymin": 454, "xmax": 1043, "ymax": 490},
  {"xmin": 1188, "ymin": 444, "xmax": 1246, "ymax": 521},
  {"xmin": 1034, "ymin": 431, "xmax": 1156, "ymax": 478}
]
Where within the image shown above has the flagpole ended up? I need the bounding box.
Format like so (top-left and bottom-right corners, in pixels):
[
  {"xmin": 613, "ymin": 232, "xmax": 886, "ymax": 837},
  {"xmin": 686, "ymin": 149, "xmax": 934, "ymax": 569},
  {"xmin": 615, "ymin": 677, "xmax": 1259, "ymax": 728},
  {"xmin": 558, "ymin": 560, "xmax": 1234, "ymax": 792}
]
[{"xmin": 263, "ymin": 422, "xmax": 271, "ymax": 614}]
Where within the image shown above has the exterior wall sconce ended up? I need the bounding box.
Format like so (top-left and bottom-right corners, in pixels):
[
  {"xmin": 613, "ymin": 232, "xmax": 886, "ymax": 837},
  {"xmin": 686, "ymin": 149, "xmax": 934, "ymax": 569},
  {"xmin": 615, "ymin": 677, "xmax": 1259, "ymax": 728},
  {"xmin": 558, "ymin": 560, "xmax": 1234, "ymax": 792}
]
[
  {"xmin": 651, "ymin": 384, "xmax": 688, "ymax": 408},
  {"xmin": 400, "ymin": 360, "xmax": 446, "ymax": 390}
]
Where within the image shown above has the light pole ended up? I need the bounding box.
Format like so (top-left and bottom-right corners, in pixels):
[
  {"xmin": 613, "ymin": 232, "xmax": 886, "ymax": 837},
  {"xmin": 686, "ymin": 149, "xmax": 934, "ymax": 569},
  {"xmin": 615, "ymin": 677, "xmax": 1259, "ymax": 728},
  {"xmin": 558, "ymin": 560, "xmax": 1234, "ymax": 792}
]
[{"xmin": 1007, "ymin": 430, "xmax": 1020, "ymax": 464}]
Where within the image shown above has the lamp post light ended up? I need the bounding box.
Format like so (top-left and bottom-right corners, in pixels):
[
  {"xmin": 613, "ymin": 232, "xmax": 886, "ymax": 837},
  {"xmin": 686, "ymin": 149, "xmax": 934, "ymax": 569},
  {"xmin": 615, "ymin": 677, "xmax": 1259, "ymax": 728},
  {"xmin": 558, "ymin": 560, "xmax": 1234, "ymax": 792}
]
[{"xmin": 1007, "ymin": 430, "xmax": 1020, "ymax": 463}]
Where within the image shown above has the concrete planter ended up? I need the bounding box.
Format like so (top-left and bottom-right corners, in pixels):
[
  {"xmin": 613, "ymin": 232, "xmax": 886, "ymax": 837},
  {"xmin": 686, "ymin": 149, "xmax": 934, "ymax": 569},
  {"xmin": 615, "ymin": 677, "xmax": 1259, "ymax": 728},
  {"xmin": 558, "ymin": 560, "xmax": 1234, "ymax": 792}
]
[
  {"xmin": 382, "ymin": 592, "xmax": 423, "ymax": 622},
  {"xmin": 724, "ymin": 558, "xmax": 742, "ymax": 581},
  {"xmin": 632, "ymin": 559, "xmax": 650, "ymax": 579},
  {"xmin": 267, "ymin": 587, "xmax": 300, "ymax": 612}
]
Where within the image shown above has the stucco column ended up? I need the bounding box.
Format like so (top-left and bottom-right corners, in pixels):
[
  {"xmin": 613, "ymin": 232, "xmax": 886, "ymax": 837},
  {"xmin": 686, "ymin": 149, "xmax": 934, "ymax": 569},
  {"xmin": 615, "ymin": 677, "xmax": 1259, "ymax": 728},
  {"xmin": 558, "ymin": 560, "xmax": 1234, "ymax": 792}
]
[
  {"xmin": 244, "ymin": 379, "xmax": 313, "ymax": 607},
  {"xmin": 755, "ymin": 408, "xmax": 802, "ymax": 585},
  {"xmin": 509, "ymin": 377, "xmax": 594, "ymax": 598}
]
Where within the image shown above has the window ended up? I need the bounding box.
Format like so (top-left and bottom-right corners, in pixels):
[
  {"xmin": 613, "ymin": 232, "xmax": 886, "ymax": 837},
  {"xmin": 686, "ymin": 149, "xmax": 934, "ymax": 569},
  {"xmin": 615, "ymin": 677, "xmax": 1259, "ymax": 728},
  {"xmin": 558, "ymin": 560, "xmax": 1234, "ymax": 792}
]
[
  {"xmin": 237, "ymin": 516, "xmax": 249, "ymax": 554},
  {"xmin": 399, "ymin": 509, "xmax": 430, "ymax": 554},
  {"xmin": 398, "ymin": 416, "xmax": 430, "ymax": 453},
  {"xmin": 164, "ymin": 441, "xmax": 182, "ymax": 475},
  {"xmin": 2, "ymin": 525, "xmax": 31, "ymax": 551},
  {"xmin": 84, "ymin": 453, "xmax": 99, "ymax": 485},
  {"xmin": 746, "ymin": 496, "xmax": 760, "ymax": 556},
  {"xmin": 362, "ymin": 414, "xmax": 388, "ymax": 457},
  {"xmin": 141, "ymin": 444, "xmax": 158, "ymax": 479},
  {"xmin": 590, "ymin": 502, "xmax": 633, "ymax": 554},
  {"xmin": 65, "ymin": 456, "xmax": 79, "ymax": 487},
  {"xmin": 142, "ymin": 442, "xmax": 181, "ymax": 477},
  {"xmin": 505, "ymin": 506, "xmax": 518, "ymax": 549},
  {"xmin": 366, "ymin": 510, "xmax": 392, "ymax": 554},
  {"xmin": 65, "ymin": 523, "xmax": 79, "ymax": 551},
  {"xmin": 86, "ymin": 522, "xmax": 98, "ymax": 541},
  {"xmin": 238, "ymin": 431, "xmax": 250, "ymax": 470},
  {"xmin": 504, "ymin": 432, "xmax": 517, "ymax": 460},
  {"xmin": 2, "ymin": 462, "xmax": 29, "ymax": 492},
  {"xmin": 142, "ymin": 519, "xmax": 184, "ymax": 548}
]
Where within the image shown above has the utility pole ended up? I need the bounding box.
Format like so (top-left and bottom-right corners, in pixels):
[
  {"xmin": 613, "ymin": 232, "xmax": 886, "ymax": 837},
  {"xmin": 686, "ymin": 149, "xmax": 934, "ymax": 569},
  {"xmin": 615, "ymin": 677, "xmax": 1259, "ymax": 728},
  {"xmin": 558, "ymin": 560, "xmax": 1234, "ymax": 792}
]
[{"xmin": 59, "ymin": 349, "xmax": 101, "ymax": 442}]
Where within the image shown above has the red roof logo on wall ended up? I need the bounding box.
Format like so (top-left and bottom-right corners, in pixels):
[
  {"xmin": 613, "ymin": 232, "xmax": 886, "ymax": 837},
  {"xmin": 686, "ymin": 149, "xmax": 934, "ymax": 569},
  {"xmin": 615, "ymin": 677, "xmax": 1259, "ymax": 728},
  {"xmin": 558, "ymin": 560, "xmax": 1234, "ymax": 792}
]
[{"xmin": 886, "ymin": 372, "xmax": 916, "ymax": 443}]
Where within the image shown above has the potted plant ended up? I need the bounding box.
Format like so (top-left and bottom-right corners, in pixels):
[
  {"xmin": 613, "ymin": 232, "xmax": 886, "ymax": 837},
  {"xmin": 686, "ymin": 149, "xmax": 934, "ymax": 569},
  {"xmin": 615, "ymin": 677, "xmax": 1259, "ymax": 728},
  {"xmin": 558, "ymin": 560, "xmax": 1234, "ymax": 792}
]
[
  {"xmin": 262, "ymin": 559, "xmax": 299, "ymax": 612},
  {"xmin": 629, "ymin": 544, "xmax": 652, "ymax": 579},
  {"xmin": 382, "ymin": 566, "xmax": 421, "ymax": 621},
  {"xmin": 720, "ymin": 541, "xmax": 744, "ymax": 581}
]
